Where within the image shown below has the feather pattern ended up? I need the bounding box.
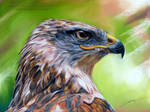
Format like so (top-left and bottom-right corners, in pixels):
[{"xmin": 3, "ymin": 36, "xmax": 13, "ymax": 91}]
[{"xmin": 6, "ymin": 19, "xmax": 124, "ymax": 112}]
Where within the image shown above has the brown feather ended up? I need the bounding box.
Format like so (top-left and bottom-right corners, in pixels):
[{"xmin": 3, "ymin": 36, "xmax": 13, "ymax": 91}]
[{"xmin": 7, "ymin": 19, "xmax": 116, "ymax": 112}]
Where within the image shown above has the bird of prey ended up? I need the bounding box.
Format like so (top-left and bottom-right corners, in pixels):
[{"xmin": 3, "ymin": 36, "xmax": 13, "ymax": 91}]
[{"xmin": 7, "ymin": 19, "xmax": 124, "ymax": 112}]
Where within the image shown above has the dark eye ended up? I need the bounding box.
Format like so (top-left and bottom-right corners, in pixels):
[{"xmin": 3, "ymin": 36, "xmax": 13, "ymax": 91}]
[{"xmin": 75, "ymin": 31, "xmax": 89, "ymax": 41}]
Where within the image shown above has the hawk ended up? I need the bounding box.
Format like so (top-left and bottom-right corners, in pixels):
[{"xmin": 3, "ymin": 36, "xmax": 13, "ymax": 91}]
[{"xmin": 7, "ymin": 19, "xmax": 124, "ymax": 112}]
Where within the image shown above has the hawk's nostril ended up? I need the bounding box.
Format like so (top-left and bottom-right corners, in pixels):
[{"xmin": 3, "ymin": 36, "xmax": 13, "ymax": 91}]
[
  {"xmin": 107, "ymin": 34, "xmax": 116, "ymax": 44},
  {"xmin": 108, "ymin": 38, "xmax": 113, "ymax": 43}
]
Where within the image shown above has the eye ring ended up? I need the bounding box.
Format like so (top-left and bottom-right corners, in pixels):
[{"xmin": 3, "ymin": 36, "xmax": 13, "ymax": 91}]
[{"xmin": 75, "ymin": 31, "xmax": 89, "ymax": 41}]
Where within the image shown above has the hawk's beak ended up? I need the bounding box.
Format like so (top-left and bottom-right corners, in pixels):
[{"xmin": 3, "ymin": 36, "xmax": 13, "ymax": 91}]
[
  {"xmin": 107, "ymin": 39, "xmax": 125, "ymax": 58},
  {"xmin": 80, "ymin": 34, "xmax": 125, "ymax": 58},
  {"xmin": 107, "ymin": 34, "xmax": 125, "ymax": 58}
]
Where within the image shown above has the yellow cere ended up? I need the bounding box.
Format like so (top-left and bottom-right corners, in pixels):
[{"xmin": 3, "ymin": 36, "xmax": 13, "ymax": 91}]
[{"xmin": 107, "ymin": 34, "xmax": 117, "ymax": 44}]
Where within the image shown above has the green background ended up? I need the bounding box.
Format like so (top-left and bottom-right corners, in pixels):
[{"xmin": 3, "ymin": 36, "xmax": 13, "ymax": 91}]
[{"xmin": 0, "ymin": 0, "xmax": 150, "ymax": 111}]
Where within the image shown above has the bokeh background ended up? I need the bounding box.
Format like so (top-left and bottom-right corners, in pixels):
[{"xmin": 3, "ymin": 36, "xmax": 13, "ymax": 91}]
[{"xmin": 0, "ymin": 0, "xmax": 150, "ymax": 112}]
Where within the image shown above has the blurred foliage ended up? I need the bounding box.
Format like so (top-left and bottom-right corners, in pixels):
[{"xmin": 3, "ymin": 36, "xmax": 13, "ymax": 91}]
[{"xmin": 0, "ymin": 0, "xmax": 150, "ymax": 112}]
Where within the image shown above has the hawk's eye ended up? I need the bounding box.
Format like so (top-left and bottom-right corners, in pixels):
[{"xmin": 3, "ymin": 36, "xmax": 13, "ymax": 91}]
[{"xmin": 75, "ymin": 31, "xmax": 89, "ymax": 41}]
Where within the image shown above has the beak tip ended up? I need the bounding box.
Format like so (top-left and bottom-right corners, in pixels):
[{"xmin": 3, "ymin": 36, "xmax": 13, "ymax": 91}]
[
  {"xmin": 121, "ymin": 51, "xmax": 125, "ymax": 58},
  {"xmin": 121, "ymin": 46, "xmax": 125, "ymax": 58}
]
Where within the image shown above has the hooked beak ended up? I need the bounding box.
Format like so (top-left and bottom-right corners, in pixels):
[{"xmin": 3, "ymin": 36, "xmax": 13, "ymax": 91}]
[
  {"xmin": 80, "ymin": 34, "xmax": 125, "ymax": 58},
  {"xmin": 107, "ymin": 39, "xmax": 125, "ymax": 58},
  {"xmin": 107, "ymin": 34, "xmax": 125, "ymax": 58}
]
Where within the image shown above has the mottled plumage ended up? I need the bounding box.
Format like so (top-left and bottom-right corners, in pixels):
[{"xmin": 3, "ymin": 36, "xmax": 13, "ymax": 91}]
[{"xmin": 7, "ymin": 19, "xmax": 124, "ymax": 112}]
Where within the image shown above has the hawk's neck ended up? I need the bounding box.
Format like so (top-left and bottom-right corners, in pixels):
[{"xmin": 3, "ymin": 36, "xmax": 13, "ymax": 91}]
[
  {"xmin": 9, "ymin": 61, "xmax": 104, "ymax": 110},
  {"xmin": 8, "ymin": 41, "xmax": 104, "ymax": 110}
]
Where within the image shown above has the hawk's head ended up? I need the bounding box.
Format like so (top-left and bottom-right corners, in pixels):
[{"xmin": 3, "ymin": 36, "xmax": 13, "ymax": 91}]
[
  {"xmin": 23, "ymin": 19, "xmax": 124, "ymax": 74},
  {"xmin": 8, "ymin": 19, "xmax": 125, "ymax": 111}
]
